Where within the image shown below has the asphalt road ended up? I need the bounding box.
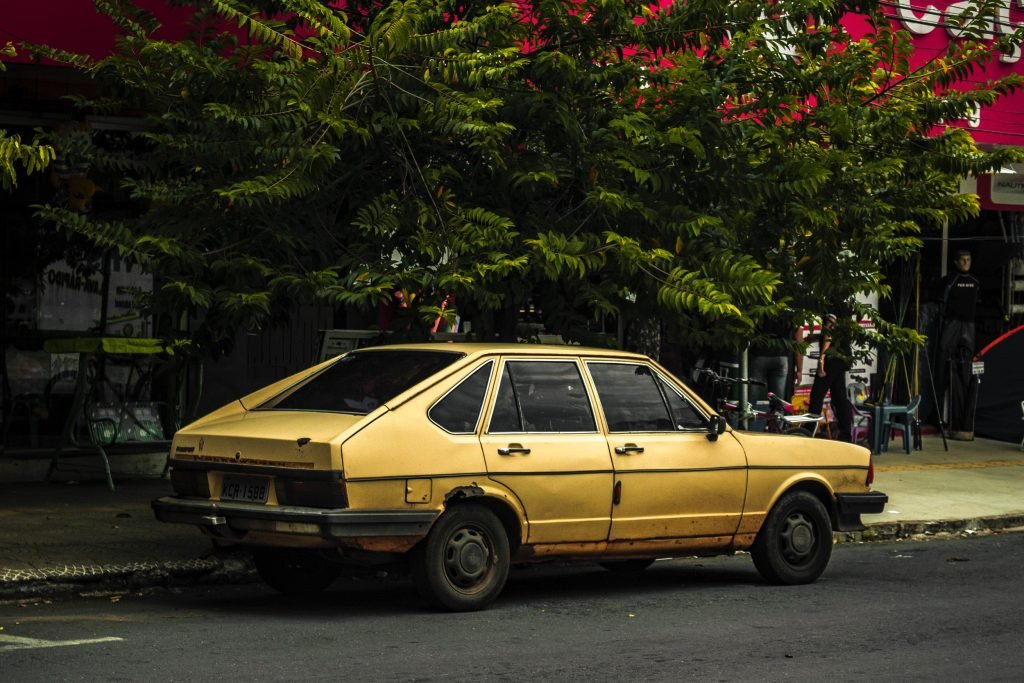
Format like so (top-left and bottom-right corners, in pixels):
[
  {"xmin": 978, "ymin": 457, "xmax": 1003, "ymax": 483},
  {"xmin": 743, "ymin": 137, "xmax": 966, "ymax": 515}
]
[{"xmin": 2, "ymin": 534, "xmax": 1023, "ymax": 682}]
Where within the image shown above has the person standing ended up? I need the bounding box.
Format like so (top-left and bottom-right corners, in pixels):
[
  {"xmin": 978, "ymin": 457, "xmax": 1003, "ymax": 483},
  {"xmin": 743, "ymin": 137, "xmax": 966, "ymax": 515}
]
[
  {"xmin": 934, "ymin": 249, "xmax": 980, "ymax": 438},
  {"xmin": 808, "ymin": 311, "xmax": 853, "ymax": 442},
  {"xmin": 748, "ymin": 316, "xmax": 794, "ymax": 405}
]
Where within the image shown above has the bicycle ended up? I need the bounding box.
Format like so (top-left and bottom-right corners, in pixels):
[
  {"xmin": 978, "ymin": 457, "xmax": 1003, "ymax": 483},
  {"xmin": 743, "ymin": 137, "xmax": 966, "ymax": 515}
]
[{"xmin": 698, "ymin": 368, "xmax": 822, "ymax": 437}]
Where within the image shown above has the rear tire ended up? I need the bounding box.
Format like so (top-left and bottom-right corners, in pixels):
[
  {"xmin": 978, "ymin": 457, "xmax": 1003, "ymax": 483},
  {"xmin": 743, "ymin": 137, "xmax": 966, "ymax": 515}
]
[
  {"xmin": 751, "ymin": 490, "xmax": 833, "ymax": 585},
  {"xmin": 412, "ymin": 504, "xmax": 510, "ymax": 612},
  {"xmin": 253, "ymin": 549, "xmax": 340, "ymax": 597}
]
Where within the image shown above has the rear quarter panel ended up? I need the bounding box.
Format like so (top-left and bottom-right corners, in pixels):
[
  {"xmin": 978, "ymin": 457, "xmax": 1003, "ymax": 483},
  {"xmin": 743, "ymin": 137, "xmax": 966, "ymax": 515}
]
[{"xmin": 340, "ymin": 361, "xmax": 521, "ymax": 522}]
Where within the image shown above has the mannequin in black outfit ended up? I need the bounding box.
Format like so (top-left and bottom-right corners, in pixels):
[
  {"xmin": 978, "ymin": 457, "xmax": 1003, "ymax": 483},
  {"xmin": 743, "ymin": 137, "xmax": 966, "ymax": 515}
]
[{"xmin": 934, "ymin": 250, "xmax": 980, "ymax": 436}]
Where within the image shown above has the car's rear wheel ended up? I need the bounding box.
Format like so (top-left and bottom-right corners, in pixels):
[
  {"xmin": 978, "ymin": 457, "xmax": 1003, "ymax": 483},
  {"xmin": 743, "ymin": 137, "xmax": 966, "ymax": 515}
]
[
  {"xmin": 599, "ymin": 559, "xmax": 656, "ymax": 574},
  {"xmin": 412, "ymin": 504, "xmax": 510, "ymax": 612},
  {"xmin": 751, "ymin": 490, "xmax": 833, "ymax": 585},
  {"xmin": 253, "ymin": 549, "xmax": 340, "ymax": 597}
]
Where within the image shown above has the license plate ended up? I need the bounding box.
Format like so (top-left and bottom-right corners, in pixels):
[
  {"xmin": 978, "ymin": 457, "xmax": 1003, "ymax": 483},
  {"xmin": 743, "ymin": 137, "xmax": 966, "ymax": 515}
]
[{"xmin": 220, "ymin": 476, "xmax": 270, "ymax": 503}]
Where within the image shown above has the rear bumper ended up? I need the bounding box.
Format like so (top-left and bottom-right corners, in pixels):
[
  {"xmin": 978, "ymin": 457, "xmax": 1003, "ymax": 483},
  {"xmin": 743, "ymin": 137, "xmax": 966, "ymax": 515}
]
[
  {"xmin": 834, "ymin": 491, "xmax": 888, "ymax": 531},
  {"xmin": 152, "ymin": 496, "xmax": 439, "ymax": 542}
]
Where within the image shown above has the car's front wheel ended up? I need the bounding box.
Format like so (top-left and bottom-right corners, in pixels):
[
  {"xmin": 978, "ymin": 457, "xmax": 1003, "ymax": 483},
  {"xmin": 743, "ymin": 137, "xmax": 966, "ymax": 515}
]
[
  {"xmin": 751, "ymin": 490, "xmax": 833, "ymax": 584},
  {"xmin": 412, "ymin": 504, "xmax": 510, "ymax": 612},
  {"xmin": 253, "ymin": 549, "xmax": 340, "ymax": 597}
]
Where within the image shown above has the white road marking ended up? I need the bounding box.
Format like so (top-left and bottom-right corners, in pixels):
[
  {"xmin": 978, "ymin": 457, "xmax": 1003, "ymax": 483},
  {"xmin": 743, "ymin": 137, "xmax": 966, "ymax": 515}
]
[{"xmin": 0, "ymin": 634, "xmax": 123, "ymax": 651}]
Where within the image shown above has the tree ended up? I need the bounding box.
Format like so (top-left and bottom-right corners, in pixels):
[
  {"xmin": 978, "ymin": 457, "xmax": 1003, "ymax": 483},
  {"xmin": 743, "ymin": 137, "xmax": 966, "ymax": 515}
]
[
  {"xmin": 0, "ymin": 44, "xmax": 55, "ymax": 189},
  {"xmin": 25, "ymin": 0, "xmax": 1024, "ymax": 359}
]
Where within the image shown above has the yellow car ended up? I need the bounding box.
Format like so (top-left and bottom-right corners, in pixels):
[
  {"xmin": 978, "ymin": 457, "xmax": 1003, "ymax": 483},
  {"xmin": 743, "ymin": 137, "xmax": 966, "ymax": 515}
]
[{"xmin": 153, "ymin": 343, "xmax": 886, "ymax": 611}]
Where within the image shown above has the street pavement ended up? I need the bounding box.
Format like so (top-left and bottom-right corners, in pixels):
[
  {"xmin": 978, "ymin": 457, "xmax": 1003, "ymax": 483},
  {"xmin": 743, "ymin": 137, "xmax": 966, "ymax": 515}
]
[{"xmin": 1, "ymin": 433, "xmax": 1023, "ymax": 600}]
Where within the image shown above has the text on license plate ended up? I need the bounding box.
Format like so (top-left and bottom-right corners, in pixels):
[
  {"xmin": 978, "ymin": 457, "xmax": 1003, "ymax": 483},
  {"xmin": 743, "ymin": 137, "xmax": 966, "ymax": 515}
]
[{"xmin": 220, "ymin": 476, "xmax": 270, "ymax": 503}]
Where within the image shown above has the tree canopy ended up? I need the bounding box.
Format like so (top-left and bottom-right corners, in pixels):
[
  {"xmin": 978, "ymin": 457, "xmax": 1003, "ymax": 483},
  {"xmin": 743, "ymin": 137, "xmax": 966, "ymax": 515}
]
[{"xmin": 23, "ymin": 0, "xmax": 1024, "ymax": 357}]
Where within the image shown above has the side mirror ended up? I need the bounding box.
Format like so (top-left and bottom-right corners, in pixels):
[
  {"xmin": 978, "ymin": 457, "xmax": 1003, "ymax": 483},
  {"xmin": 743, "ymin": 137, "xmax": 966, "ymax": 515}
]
[{"xmin": 706, "ymin": 415, "xmax": 725, "ymax": 442}]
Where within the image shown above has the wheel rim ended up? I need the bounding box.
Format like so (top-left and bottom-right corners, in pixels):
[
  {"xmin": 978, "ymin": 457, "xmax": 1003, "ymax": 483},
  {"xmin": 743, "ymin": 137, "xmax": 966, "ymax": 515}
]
[
  {"xmin": 779, "ymin": 511, "xmax": 817, "ymax": 565},
  {"xmin": 442, "ymin": 524, "xmax": 494, "ymax": 592}
]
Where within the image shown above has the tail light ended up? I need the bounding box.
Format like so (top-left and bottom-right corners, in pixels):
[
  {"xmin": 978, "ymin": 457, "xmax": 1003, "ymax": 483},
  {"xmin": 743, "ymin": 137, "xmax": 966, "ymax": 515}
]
[{"xmin": 866, "ymin": 457, "xmax": 875, "ymax": 486}]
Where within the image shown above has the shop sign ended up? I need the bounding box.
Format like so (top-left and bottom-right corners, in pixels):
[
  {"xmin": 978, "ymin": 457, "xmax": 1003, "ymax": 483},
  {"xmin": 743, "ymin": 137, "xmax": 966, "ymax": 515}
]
[
  {"xmin": 842, "ymin": 1, "xmax": 1024, "ymax": 145},
  {"xmin": 989, "ymin": 173, "xmax": 1024, "ymax": 204},
  {"xmin": 37, "ymin": 258, "xmax": 153, "ymax": 336}
]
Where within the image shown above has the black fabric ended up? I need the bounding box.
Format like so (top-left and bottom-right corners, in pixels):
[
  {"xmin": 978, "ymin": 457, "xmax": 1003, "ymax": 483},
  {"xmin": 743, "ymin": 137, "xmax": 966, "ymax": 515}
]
[
  {"xmin": 940, "ymin": 272, "xmax": 980, "ymax": 322},
  {"xmin": 749, "ymin": 316, "xmax": 795, "ymax": 356},
  {"xmin": 809, "ymin": 356, "xmax": 852, "ymax": 443},
  {"xmin": 974, "ymin": 324, "xmax": 1024, "ymax": 443}
]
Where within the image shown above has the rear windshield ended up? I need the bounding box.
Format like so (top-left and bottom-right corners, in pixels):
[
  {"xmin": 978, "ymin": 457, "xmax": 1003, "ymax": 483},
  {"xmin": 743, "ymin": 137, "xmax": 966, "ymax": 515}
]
[{"xmin": 257, "ymin": 350, "xmax": 464, "ymax": 414}]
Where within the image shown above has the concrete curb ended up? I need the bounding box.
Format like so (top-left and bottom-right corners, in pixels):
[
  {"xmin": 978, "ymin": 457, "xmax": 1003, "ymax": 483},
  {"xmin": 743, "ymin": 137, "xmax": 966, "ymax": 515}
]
[{"xmin": 841, "ymin": 513, "xmax": 1024, "ymax": 543}]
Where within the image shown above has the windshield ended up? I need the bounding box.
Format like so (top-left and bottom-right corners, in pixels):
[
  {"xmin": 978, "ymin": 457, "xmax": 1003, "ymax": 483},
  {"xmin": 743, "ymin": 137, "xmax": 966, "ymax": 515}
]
[{"xmin": 257, "ymin": 350, "xmax": 464, "ymax": 414}]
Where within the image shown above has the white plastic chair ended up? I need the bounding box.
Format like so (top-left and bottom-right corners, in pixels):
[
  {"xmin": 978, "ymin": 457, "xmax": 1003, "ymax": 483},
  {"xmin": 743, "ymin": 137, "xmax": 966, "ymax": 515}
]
[{"xmin": 847, "ymin": 381, "xmax": 873, "ymax": 447}]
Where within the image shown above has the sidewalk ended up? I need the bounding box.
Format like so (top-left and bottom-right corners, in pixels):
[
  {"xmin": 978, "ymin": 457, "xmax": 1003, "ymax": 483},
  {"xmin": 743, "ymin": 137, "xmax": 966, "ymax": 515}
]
[{"xmin": 2, "ymin": 434, "xmax": 1023, "ymax": 600}]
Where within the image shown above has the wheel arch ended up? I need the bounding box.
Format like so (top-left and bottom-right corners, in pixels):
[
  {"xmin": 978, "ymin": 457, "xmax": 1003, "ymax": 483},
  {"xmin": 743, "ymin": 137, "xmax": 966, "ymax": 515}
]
[
  {"xmin": 442, "ymin": 486, "xmax": 525, "ymax": 555},
  {"xmin": 781, "ymin": 478, "xmax": 838, "ymax": 529}
]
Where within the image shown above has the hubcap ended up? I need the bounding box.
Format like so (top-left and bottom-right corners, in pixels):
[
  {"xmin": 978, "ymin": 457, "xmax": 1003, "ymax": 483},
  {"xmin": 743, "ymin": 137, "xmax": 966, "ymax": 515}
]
[
  {"xmin": 443, "ymin": 526, "xmax": 492, "ymax": 589},
  {"xmin": 780, "ymin": 511, "xmax": 816, "ymax": 564}
]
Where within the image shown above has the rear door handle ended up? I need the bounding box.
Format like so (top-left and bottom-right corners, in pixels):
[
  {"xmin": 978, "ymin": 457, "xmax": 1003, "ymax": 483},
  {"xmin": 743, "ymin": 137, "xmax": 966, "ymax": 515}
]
[
  {"xmin": 615, "ymin": 443, "xmax": 644, "ymax": 455},
  {"xmin": 498, "ymin": 443, "xmax": 531, "ymax": 456}
]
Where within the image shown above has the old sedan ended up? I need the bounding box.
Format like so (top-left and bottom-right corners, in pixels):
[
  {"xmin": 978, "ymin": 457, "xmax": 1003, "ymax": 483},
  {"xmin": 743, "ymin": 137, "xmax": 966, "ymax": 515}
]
[{"xmin": 153, "ymin": 343, "xmax": 886, "ymax": 611}]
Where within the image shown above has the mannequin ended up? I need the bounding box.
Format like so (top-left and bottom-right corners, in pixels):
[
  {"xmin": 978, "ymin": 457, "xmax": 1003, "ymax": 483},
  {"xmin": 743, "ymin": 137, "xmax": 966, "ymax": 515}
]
[{"xmin": 934, "ymin": 249, "xmax": 980, "ymax": 439}]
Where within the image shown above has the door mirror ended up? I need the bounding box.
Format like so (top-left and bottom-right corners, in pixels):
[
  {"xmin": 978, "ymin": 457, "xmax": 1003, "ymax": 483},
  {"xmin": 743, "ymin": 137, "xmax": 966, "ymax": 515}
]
[{"xmin": 706, "ymin": 414, "xmax": 725, "ymax": 442}]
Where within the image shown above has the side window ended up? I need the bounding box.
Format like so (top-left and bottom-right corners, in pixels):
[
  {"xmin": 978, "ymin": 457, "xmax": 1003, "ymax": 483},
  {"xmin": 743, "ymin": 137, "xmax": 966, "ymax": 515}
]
[
  {"xmin": 487, "ymin": 360, "xmax": 596, "ymax": 433},
  {"xmin": 428, "ymin": 362, "xmax": 493, "ymax": 434},
  {"xmin": 657, "ymin": 375, "xmax": 707, "ymax": 430},
  {"xmin": 587, "ymin": 362, "xmax": 674, "ymax": 432}
]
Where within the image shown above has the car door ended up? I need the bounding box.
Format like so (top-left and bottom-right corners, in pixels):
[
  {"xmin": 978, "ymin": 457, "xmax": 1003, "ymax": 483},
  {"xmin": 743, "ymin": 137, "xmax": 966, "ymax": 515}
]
[
  {"xmin": 479, "ymin": 357, "xmax": 614, "ymax": 544},
  {"xmin": 585, "ymin": 360, "xmax": 747, "ymax": 544}
]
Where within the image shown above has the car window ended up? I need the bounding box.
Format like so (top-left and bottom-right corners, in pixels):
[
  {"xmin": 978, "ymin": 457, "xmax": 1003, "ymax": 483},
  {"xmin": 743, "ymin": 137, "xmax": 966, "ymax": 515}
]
[
  {"xmin": 657, "ymin": 375, "xmax": 707, "ymax": 430},
  {"xmin": 428, "ymin": 361, "xmax": 493, "ymax": 434},
  {"xmin": 587, "ymin": 362, "xmax": 707, "ymax": 432},
  {"xmin": 258, "ymin": 350, "xmax": 464, "ymax": 414},
  {"xmin": 488, "ymin": 360, "xmax": 596, "ymax": 433},
  {"xmin": 587, "ymin": 362, "xmax": 674, "ymax": 432}
]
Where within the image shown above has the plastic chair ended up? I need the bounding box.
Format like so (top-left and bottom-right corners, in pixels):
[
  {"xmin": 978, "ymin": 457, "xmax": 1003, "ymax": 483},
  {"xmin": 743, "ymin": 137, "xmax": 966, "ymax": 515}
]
[
  {"xmin": 879, "ymin": 394, "xmax": 922, "ymax": 454},
  {"xmin": 847, "ymin": 381, "xmax": 873, "ymax": 446},
  {"xmin": 1019, "ymin": 401, "xmax": 1023, "ymax": 452}
]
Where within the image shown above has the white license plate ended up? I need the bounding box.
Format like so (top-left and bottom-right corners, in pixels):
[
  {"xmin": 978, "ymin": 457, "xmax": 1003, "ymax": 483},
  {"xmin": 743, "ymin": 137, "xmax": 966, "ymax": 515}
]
[{"xmin": 220, "ymin": 476, "xmax": 270, "ymax": 503}]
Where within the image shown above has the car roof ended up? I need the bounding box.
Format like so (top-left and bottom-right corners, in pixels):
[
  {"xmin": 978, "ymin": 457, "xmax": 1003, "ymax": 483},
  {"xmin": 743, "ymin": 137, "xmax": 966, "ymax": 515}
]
[{"xmin": 351, "ymin": 342, "xmax": 652, "ymax": 361}]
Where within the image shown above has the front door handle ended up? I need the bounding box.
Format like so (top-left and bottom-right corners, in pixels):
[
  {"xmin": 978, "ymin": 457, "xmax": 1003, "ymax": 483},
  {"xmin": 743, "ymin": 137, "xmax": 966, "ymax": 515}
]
[
  {"xmin": 498, "ymin": 443, "xmax": 531, "ymax": 456},
  {"xmin": 615, "ymin": 443, "xmax": 644, "ymax": 455}
]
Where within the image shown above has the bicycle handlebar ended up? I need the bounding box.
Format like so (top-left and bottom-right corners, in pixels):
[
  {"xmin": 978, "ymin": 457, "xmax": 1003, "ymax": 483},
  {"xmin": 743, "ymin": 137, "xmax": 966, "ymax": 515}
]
[{"xmin": 698, "ymin": 368, "xmax": 766, "ymax": 387}]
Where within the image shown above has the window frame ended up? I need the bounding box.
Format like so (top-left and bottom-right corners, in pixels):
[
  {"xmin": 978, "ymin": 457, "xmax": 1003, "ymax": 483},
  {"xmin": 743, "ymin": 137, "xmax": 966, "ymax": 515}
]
[
  {"xmin": 584, "ymin": 359, "xmax": 710, "ymax": 434},
  {"xmin": 485, "ymin": 357, "xmax": 599, "ymax": 435}
]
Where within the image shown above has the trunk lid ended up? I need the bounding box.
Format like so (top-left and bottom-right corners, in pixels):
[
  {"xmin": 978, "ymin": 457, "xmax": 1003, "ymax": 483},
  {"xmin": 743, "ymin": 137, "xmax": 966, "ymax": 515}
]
[{"xmin": 171, "ymin": 409, "xmax": 372, "ymax": 471}]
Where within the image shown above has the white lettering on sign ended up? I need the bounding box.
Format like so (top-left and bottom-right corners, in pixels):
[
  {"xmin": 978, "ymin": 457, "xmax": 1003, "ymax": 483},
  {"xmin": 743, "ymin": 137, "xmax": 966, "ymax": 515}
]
[
  {"xmin": 894, "ymin": 0, "xmax": 1023, "ymax": 63},
  {"xmin": 896, "ymin": 1, "xmax": 943, "ymax": 34}
]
